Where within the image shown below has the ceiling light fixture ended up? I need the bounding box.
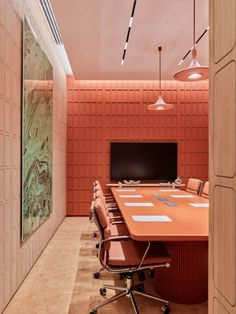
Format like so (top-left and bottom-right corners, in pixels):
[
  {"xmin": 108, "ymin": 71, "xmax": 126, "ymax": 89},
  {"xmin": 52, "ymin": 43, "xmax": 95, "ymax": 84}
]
[
  {"xmin": 178, "ymin": 26, "xmax": 209, "ymax": 66},
  {"xmin": 173, "ymin": 0, "xmax": 208, "ymax": 81},
  {"xmin": 121, "ymin": 0, "xmax": 137, "ymax": 66},
  {"xmin": 148, "ymin": 46, "xmax": 174, "ymax": 111}
]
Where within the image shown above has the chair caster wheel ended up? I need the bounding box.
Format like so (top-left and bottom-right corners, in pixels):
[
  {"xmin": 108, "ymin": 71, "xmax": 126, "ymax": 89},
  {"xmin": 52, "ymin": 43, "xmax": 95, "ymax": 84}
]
[
  {"xmin": 93, "ymin": 232, "xmax": 97, "ymax": 238},
  {"xmin": 138, "ymin": 271, "xmax": 146, "ymax": 281},
  {"xmin": 137, "ymin": 285, "xmax": 145, "ymax": 293},
  {"xmin": 162, "ymin": 305, "xmax": 170, "ymax": 314},
  {"xmin": 100, "ymin": 287, "xmax": 107, "ymax": 296},
  {"xmin": 93, "ymin": 272, "xmax": 101, "ymax": 279},
  {"xmin": 95, "ymin": 243, "xmax": 99, "ymax": 249},
  {"xmin": 119, "ymin": 273, "xmax": 126, "ymax": 280},
  {"xmin": 149, "ymin": 269, "xmax": 155, "ymax": 278},
  {"xmin": 89, "ymin": 310, "xmax": 97, "ymax": 314}
]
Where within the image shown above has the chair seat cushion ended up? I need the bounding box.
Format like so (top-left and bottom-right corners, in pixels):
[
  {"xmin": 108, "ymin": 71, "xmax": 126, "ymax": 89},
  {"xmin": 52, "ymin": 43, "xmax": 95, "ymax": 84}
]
[{"xmin": 108, "ymin": 240, "xmax": 171, "ymax": 267}]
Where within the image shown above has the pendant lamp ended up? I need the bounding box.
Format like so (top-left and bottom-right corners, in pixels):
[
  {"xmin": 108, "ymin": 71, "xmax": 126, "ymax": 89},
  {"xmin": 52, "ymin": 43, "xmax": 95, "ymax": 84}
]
[
  {"xmin": 148, "ymin": 46, "xmax": 174, "ymax": 111},
  {"xmin": 173, "ymin": 0, "xmax": 208, "ymax": 81}
]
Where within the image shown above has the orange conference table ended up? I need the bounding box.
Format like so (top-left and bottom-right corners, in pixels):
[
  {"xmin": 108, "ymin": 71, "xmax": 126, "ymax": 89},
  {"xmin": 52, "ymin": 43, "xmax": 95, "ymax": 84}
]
[{"xmin": 111, "ymin": 186, "xmax": 209, "ymax": 304}]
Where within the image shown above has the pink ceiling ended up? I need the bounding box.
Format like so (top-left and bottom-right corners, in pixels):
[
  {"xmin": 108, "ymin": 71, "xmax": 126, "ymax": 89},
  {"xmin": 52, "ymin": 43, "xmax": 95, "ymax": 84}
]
[{"xmin": 50, "ymin": 0, "xmax": 209, "ymax": 80}]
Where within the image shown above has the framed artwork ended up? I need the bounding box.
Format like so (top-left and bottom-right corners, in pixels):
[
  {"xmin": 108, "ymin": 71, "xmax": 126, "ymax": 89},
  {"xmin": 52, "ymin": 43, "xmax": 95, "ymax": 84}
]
[{"xmin": 21, "ymin": 16, "xmax": 53, "ymax": 241}]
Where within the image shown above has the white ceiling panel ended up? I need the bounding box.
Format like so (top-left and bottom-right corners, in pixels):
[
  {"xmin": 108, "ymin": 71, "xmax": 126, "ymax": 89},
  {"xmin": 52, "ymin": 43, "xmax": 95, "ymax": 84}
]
[{"xmin": 50, "ymin": 0, "xmax": 209, "ymax": 80}]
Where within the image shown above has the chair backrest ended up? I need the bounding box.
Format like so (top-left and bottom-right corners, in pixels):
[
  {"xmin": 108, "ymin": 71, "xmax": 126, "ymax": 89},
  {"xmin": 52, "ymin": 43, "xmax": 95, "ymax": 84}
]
[
  {"xmin": 93, "ymin": 180, "xmax": 100, "ymax": 186},
  {"xmin": 93, "ymin": 189, "xmax": 107, "ymax": 206},
  {"xmin": 201, "ymin": 181, "xmax": 209, "ymax": 198},
  {"xmin": 93, "ymin": 198, "xmax": 111, "ymax": 252},
  {"xmin": 93, "ymin": 180, "xmax": 102, "ymax": 190},
  {"xmin": 89, "ymin": 200, "xmax": 94, "ymax": 222},
  {"xmin": 186, "ymin": 178, "xmax": 203, "ymax": 195}
]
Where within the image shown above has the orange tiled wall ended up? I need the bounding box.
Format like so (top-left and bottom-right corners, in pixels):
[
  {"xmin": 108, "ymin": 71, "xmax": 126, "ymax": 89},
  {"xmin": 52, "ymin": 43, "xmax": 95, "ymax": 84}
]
[{"xmin": 67, "ymin": 77, "xmax": 208, "ymax": 215}]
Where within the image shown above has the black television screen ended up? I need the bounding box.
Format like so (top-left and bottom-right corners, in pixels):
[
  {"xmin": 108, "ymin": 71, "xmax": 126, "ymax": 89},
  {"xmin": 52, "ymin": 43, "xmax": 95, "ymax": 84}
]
[{"xmin": 110, "ymin": 142, "xmax": 177, "ymax": 181}]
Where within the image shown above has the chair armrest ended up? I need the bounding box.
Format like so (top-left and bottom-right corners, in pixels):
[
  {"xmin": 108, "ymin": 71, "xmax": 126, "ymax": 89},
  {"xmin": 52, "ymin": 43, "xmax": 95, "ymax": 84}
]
[
  {"xmin": 107, "ymin": 203, "xmax": 117, "ymax": 207},
  {"xmin": 100, "ymin": 235, "xmax": 131, "ymax": 244},
  {"xmin": 98, "ymin": 238, "xmax": 170, "ymax": 274},
  {"xmin": 111, "ymin": 220, "xmax": 125, "ymax": 225},
  {"xmin": 110, "ymin": 216, "xmax": 123, "ymax": 221},
  {"xmin": 107, "ymin": 207, "xmax": 119, "ymax": 212},
  {"xmin": 100, "ymin": 236, "xmax": 148, "ymax": 269}
]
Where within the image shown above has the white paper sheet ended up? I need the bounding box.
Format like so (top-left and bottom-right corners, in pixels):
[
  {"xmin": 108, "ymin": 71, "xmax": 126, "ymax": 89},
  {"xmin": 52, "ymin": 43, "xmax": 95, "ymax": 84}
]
[
  {"xmin": 132, "ymin": 215, "xmax": 172, "ymax": 222},
  {"xmin": 119, "ymin": 195, "xmax": 143, "ymax": 198},
  {"xmin": 170, "ymin": 195, "xmax": 195, "ymax": 198},
  {"xmin": 189, "ymin": 203, "xmax": 209, "ymax": 208},
  {"xmin": 116, "ymin": 189, "xmax": 136, "ymax": 192},
  {"xmin": 124, "ymin": 202, "xmax": 154, "ymax": 207},
  {"xmin": 159, "ymin": 189, "xmax": 180, "ymax": 192}
]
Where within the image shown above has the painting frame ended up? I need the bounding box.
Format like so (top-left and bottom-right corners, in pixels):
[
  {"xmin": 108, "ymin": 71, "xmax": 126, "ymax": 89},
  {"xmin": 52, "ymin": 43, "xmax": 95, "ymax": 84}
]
[{"xmin": 21, "ymin": 15, "xmax": 53, "ymax": 242}]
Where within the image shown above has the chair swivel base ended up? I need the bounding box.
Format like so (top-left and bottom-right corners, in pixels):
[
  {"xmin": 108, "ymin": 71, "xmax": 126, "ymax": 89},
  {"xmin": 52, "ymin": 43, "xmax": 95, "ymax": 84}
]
[{"xmin": 89, "ymin": 275, "xmax": 170, "ymax": 314}]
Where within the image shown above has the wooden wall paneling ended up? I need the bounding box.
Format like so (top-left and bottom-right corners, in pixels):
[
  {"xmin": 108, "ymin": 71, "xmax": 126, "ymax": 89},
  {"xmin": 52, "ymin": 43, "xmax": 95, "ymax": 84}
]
[
  {"xmin": 213, "ymin": 186, "xmax": 236, "ymax": 306},
  {"xmin": 67, "ymin": 78, "xmax": 209, "ymax": 215},
  {"xmin": 213, "ymin": 61, "xmax": 236, "ymax": 178},
  {"xmin": 210, "ymin": 0, "xmax": 236, "ymax": 313},
  {"xmin": 214, "ymin": 298, "xmax": 230, "ymax": 314},
  {"xmin": 213, "ymin": 0, "xmax": 235, "ymax": 64}
]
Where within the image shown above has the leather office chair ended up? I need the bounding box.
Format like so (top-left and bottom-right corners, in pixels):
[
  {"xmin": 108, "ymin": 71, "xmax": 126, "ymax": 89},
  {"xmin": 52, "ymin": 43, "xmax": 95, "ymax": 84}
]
[
  {"xmin": 94, "ymin": 189, "xmax": 121, "ymax": 220},
  {"xmin": 89, "ymin": 198, "xmax": 172, "ymax": 314},
  {"xmin": 91, "ymin": 181, "xmax": 117, "ymax": 238},
  {"xmin": 90, "ymin": 198, "xmax": 129, "ymax": 279},
  {"xmin": 93, "ymin": 180, "xmax": 115, "ymax": 202},
  {"xmin": 201, "ymin": 181, "xmax": 209, "ymax": 199},
  {"xmin": 92, "ymin": 193, "xmax": 128, "ymax": 236},
  {"xmin": 186, "ymin": 178, "xmax": 203, "ymax": 195}
]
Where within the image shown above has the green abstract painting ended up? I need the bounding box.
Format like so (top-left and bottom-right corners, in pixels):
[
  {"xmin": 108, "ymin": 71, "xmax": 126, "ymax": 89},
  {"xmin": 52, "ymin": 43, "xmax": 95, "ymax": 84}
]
[{"xmin": 22, "ymin": 17, "xmax": 53, "ymax": 241}]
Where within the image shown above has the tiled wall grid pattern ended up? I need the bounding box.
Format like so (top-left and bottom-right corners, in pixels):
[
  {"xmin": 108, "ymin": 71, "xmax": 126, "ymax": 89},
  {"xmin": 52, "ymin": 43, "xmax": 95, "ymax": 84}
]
[
  {"xmin": 67, "ymin": 78, "xmax": 209, "ymax": 215},
  {"xmin": 0, "ymin": 0, "xmax": 67, "ymax": 312}
]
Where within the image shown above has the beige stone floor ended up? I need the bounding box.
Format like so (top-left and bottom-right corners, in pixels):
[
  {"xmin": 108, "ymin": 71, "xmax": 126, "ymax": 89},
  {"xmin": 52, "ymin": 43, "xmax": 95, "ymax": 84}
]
[{"xmin": 3, "ymin": 217, "xmax": 208, "ymax": 314}]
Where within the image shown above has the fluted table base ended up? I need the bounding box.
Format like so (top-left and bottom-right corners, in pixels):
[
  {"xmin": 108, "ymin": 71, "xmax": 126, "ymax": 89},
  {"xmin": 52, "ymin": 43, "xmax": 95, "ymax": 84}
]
[{"xmin": 154, "ymin": 241, "xmax": 208, "ymax": 304}]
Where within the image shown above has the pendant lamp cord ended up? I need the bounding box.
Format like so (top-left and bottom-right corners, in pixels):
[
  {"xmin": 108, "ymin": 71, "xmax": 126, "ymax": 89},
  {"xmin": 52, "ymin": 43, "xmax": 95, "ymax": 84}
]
[
  {"xmin": 193, "ymin": 0, "xmax": 195, "ymax": 48},
  {"xmin": 158, "ymin": 46, "xmax": 162, "ymax": 96}
]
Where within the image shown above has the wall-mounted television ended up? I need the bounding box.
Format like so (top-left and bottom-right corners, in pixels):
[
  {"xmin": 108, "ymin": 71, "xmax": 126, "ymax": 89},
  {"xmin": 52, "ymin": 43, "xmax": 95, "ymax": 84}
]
[{"xmin": 110, "ymin": 142, "xmax": 178, "ymax": 181}]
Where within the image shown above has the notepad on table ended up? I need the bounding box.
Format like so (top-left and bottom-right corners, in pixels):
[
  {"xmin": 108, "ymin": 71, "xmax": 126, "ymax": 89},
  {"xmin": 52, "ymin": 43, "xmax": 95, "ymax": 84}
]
[
  {"xmin": 189, "ymin": 203, "xmax": 209, "ymax": 208},
  {"xmin": 159, "ymin": 189, "xmax": 180, "ymax": 192},
  {"xmin": 170, "ymin": 194, "xmax": 195, "ymax": 198},
  {"xmin": 152, "ymin": 193, "xmax": 160, "ymax": 197},
  {"xmin": 132, "ymin": 215, "xmax": 172, "ymax": 222},
  {"xmin": 119, "ymin": 195, "xmax": 143, "ymax": 198},
  {"xmin": 124, "ymin": 202, "xmax": 154, "ymax": 207},
  {"xmin": 116, "ymin": 189, "xmax": 136, "ymax": 192}
]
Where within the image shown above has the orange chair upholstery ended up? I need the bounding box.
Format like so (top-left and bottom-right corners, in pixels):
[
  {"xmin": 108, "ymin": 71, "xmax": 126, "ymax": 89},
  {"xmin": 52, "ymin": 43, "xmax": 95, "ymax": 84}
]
[
  {"xmin": 94, "ymin": 189, "xmax": 120, "ymax": 218},
  {"xmin": 90, "ymin": 180, "xmax": 118, "ymax": 241},
  {"xmin": 91, "ymin": 197, "xmax": 128, "ymax": 237},
  {"xmin": 93, "ymin": 180, "xmax": 114, "ymax": 201},
  {"xmin": 201, "ymin": 181, "xmax": 209, "ymax": 199},
  {"xmin": 186, "ymin": 178, "xmax": 203, "ymax": 195},
  {"xmin": 89, "ymin": 198, "xmax": 172, "ymax": 314},
  {"xmin": 90, "ymin": 197, "xmax": 129, "ymax": 279}
]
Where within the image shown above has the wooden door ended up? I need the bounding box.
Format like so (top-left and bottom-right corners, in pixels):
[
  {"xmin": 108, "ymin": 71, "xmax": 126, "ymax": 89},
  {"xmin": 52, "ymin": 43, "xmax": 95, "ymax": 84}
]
[{"xmin": 209, "ymin": 0, "xmax": 236, "ymax": 312}]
